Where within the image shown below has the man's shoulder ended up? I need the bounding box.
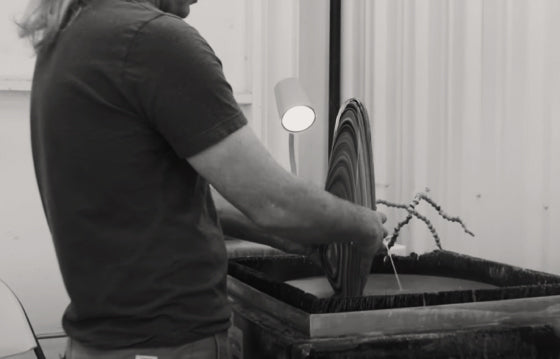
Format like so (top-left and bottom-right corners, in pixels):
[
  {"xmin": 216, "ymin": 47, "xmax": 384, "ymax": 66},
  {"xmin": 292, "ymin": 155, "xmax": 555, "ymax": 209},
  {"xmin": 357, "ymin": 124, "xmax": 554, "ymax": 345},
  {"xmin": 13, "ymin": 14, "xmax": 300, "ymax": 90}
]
[
  {"xmin": 125, "ymin": 9, "xmax": 209, "ymax": 56},
  {"xmin": 81, "ymin": 0, "xmax": 191, "ymax": 34},
  {"xmin": 73, "ymin": 0, "xmax": 204, "ymax": 52},
  {"xmin": 135, "ymin": 10, "xmax": 201, "ymax": 43}
]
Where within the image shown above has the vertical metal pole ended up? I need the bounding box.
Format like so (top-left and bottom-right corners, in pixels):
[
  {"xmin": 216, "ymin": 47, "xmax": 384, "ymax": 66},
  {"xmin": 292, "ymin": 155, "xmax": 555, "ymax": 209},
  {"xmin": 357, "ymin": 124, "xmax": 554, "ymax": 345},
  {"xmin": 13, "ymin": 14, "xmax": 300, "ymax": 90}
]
[
  {"xmin": 289, "ymin": 133, "xmax": 297, "ymax": 175},
  {"xmin": 328, "ymin": 0, "xmax": 342, "ymax": 158}
]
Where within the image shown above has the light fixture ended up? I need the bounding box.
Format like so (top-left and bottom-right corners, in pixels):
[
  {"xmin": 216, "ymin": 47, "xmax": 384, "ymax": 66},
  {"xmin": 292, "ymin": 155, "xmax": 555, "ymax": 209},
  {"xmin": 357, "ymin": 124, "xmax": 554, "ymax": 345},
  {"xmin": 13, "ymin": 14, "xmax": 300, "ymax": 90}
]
[{"xmin": 274, "ymin": 78, "xmax": 316, "ymax": 175}]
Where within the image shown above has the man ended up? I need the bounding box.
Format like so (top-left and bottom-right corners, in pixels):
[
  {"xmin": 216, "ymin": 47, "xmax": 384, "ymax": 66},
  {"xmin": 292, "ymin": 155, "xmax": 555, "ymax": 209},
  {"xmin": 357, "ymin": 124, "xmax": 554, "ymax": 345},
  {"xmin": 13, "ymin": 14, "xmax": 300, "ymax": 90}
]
[{"xmin": 20, "ymin": 0, "xmax": 387, "ymax": 357}]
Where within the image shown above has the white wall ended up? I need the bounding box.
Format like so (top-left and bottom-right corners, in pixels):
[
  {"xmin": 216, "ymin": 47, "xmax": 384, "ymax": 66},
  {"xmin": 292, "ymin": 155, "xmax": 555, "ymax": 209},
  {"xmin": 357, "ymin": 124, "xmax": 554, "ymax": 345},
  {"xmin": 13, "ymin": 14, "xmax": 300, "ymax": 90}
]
[
  {"xmin": 297, "ymin": 1, "xmax": 330, "ymax": 186},
  {"xmin": 0, "ymin": 1, "xmax": 67, "ymax": 341},
  {"xmin": 342, "ymin": 0, "xmax": 560, "ymax": 274},
  {"xmin": 0, "ymin": 2, "xmax": 35, "ymax": 89},
  {"xmin": 0, "ymin": 91, "xmax": 67, "ymax": 335}
]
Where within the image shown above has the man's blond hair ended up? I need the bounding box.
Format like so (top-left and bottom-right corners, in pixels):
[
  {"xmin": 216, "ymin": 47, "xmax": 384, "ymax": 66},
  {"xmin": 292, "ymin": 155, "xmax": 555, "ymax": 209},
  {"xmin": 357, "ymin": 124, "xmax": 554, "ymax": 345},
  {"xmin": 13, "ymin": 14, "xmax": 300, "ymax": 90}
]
[
  {"xmin": 18, "ymin": 0, "xmax": 163, "ymax": 53},
  {"xmin": 18, "ymin": 0, "xmax": 84, "ymax": 53}
]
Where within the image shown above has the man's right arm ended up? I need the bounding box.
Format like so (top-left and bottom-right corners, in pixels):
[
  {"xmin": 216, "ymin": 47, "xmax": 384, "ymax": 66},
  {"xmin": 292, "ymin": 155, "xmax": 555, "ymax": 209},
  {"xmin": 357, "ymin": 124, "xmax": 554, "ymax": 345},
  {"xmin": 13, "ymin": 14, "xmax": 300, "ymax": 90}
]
[
  {"xmin": 123, "ymin": 17, "xmax": 385, "ymax": 251},
  {"xmin": 187, "ymin": 125, "xmax": 387, "ymax": 253}
]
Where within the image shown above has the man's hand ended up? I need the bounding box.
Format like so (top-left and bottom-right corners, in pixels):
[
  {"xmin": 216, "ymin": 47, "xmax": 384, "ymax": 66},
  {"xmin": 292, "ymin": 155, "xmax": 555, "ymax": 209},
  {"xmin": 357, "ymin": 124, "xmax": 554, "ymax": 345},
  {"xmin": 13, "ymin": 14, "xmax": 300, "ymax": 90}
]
[
  {"xmin": 354, "ymin": 210, "xmax": 388, "ymax": 280},
  {"xmin": 356, "ymin": 210, "xmax": 388, "ymax": 256}
]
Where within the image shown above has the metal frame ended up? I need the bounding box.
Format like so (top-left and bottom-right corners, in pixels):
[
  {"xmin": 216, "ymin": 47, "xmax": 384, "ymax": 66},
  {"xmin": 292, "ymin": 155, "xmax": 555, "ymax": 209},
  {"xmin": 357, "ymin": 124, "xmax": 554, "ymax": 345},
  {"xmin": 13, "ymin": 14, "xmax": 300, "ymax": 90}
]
[{"xmin": 228, "ymin": 275, "xmax": 560, "ymax": 339}]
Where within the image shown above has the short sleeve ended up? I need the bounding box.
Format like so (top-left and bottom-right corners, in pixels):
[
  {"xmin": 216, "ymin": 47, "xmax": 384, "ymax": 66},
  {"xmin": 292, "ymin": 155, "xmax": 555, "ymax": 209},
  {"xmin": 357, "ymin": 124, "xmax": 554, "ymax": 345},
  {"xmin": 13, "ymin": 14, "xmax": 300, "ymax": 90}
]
[{"xmin": 123, "ymin": 14, "xmax": 247, "ymax": 157}]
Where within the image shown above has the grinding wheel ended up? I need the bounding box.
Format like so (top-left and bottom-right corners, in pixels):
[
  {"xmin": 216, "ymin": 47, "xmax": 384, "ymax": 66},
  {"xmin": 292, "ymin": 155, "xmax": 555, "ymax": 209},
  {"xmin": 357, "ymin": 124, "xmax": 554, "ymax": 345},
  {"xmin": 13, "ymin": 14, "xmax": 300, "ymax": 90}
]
[{"xmin": 320, "ymin": 98, "xmax": 376, "ymax": 297}]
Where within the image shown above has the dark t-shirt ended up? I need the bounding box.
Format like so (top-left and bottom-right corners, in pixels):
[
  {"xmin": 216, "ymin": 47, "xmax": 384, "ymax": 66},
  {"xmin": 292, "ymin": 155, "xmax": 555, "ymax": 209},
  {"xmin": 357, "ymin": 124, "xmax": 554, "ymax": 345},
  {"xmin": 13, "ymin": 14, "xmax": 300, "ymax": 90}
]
[{"xmin": 30, "ymin": 0, "xmax": 247, "ymax": 349}]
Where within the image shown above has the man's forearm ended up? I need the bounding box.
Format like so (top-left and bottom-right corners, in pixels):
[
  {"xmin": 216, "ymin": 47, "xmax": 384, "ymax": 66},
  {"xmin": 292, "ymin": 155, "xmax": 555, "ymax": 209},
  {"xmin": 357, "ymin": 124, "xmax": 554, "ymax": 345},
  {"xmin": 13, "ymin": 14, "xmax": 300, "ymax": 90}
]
[
  {"xmin": 248, "ymin": 175, "xmax": 383, "ymax": 248},
  {"xmin": 215, "ymin": 201, "xmax": 312, "ymax": 255},
  {"xmin": 217, "ymin": 206, "xmax": 281, "ymax": 247},
  {"xmin": 191, "ymin": 127, "xmax": 384, "ymax": 249}
]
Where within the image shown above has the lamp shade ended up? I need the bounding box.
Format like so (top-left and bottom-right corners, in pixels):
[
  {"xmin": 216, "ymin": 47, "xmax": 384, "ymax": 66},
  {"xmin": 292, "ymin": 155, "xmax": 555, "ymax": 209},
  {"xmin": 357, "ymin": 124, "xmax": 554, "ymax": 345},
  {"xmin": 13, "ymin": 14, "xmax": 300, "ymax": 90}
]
[{"xmin": 274, "ymin": 78, "xmax": 316, "ymax": 132}]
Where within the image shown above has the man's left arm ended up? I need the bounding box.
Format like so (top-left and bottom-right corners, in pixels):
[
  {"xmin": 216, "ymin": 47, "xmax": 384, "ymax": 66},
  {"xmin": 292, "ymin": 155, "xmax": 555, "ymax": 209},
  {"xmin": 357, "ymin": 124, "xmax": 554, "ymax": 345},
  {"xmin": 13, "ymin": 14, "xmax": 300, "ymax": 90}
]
[{"xmin": 211, "ymin": 187, "xmax": 315, "ymax": 256}]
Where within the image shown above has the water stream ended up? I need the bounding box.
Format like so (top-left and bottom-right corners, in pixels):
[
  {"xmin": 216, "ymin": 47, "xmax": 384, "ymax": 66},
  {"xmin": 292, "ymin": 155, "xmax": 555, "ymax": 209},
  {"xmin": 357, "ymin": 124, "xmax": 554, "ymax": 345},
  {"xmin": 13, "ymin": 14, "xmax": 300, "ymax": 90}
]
[{"xmin": 384, "ymin": 237, "xmax": 403, "ymax": 291}]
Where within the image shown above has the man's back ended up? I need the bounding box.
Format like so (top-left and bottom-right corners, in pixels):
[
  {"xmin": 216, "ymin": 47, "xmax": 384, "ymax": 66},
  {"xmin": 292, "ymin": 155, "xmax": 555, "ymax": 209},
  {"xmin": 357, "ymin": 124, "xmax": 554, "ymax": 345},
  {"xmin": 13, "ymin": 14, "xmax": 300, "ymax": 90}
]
[{"xmin": 31, "ymin": 0, "xmax": 247, "ymax": 348}]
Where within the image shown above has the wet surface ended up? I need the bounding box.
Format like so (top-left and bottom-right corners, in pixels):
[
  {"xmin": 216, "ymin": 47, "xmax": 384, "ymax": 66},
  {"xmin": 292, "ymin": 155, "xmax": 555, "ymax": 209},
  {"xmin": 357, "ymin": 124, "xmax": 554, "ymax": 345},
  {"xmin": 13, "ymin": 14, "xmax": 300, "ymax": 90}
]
[{"xmin": 286, "ymin": 274, "xmax": 498, "ymax": 298}]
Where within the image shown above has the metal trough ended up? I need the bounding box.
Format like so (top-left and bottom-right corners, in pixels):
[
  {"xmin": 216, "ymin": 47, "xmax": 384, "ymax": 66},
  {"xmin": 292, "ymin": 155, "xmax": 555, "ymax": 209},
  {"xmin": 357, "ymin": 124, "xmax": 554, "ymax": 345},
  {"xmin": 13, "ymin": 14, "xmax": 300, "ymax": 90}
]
[{"xmin": 227, "ymin": 251, "xmax": 560, "ymax": 358}]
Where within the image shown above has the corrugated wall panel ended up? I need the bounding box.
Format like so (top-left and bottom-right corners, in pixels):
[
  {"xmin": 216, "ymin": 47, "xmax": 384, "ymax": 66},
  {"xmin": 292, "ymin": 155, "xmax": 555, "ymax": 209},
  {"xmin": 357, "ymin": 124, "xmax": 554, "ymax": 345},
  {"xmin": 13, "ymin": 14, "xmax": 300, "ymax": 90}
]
[{"xmin": 342, "ymin": 0, "xmax": 560, "ymax": 274}]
